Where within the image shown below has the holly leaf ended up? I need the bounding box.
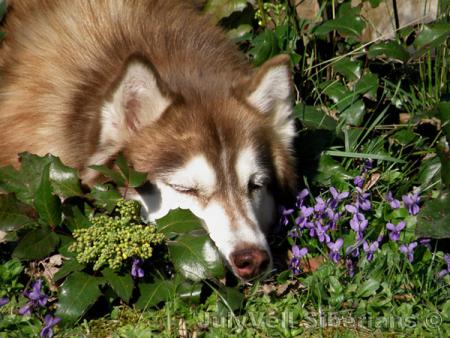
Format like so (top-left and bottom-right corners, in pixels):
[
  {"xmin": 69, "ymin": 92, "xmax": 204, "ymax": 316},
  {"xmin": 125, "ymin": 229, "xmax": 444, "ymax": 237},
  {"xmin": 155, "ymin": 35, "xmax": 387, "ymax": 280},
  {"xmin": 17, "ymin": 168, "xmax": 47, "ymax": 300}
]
[
  {"xmin": 88, "ymin": 184, "xmax": 122, "ymax": 212},
  {"xmin": 0, "ymin": 194, "xmax": 35, "ymax": 232},
  {"xmin": 56, "ymin": 272, "xmax": 104, "ymax": 326},
  {"xmin": 102, "ymin": 268, "xmax": 134, "ymax": 303},
  {"xmin": 168, "ymin": 233, "xmax": 225, "ymax": 281},
  {"xmin": 12, "ymin": 228, "xmax": 60, "ymax": 260},
  {"xmin": 156, "ymin": 209, "xmax": 204, "ymax": 235},
  {"xmin": 34, "ymin": 164, "xmax": 62, "ymax": 226},
  {"xmin": 49, "ymin": 156, "xmax": 83, "ymax": 198}
]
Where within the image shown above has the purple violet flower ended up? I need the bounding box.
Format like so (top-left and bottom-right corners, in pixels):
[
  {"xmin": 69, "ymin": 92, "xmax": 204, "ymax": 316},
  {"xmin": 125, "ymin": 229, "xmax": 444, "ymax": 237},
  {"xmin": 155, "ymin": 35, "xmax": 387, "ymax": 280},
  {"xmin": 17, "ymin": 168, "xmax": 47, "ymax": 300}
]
[
  {"xmin": 315, "ymin": 222, "xmax": 330, "ymax": 243},
  {"xmin": 356, "ymin": 187, "xmax": 371, "ymax": 211},
  {"xmin": 40, "ymin": 314, "xmax": 61, "ymax": 338},
  {"xmin": 295, "ymin": 206, "xmax": 314, "ymax": 229},
  {"xmin": 386, "ymin": 221, "xmax": 406, "ymax": 241},
  {"xmin": 326, "ymin": 208, "xmax": 340, "ymax": 229},
  {"xmin": 438, "ymin": 254, "xmax": 450, "ymax": 278},
  {"xmin": 385, "ymin": 191, "xmax": 400, "ymax": 209},
  {"xmin": 314, "ymin": 197, "xmax": 327, "ymax": 213},
  {"xmin": 419, "ymin": 238, "xmax": 432, "ymax": 250},
  {"xmin": 345, "ymin": 204, "xmax": 358, "ymax": 214},
  {"xmin": 19, "ymin": 279, "xmax": 48, "ymax": 315},
  {"xmin": 350, "ymin": 213, "xmax": 368, "ymax": 240},
  {"xmin": 346, "ymin": 242, "xmax": 362, "ymax": 258},
  {"xmin": 329, "ymin": 187, "xmax": 349, "ymax": 209},
  {"xmin": 363, "ymin": 160, "xmax": 373, "ymax": 172},
  {"xmin": 290, "ymin": 245, "xmax": 308, "ymax": 275},
  {"xmin": 354, "ymin": 175, "xmax": 365, "ymax": 188},
  {"xmin": 399, "ymin": 242, "xmax": 418, "ymax": 262},
  {"xmin": 131, "ymin": 258, "xmax": 145, "ymax": 278},
  {"xmin": 0, "ymin": 297, "xmax": 9, "ymax": 307},
  {"xmin": 279, "ymin": 206, "xmax": 295, "ymax": 226},
  {"xmin": 296, "ymin": 189, "xmax": 309, "ymax": 208},
  {"xmin": 327, "ymin": 238, "xmax": 343, "ymax": 263},
  {"xmin": 363, "ymin": 241, "xmax": 379, "ymax": 262},
  {"xmin": 402, "ymin": 192, "xmax": 421, "ymax": 215}
]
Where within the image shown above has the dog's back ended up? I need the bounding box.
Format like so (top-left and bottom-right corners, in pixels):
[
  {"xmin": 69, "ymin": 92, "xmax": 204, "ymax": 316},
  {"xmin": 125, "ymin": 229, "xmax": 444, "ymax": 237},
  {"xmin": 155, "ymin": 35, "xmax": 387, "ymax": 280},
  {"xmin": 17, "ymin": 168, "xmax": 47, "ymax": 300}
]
[{"xmin": 0, "ymin": 0, "xmax": 249, "ymax": 168}]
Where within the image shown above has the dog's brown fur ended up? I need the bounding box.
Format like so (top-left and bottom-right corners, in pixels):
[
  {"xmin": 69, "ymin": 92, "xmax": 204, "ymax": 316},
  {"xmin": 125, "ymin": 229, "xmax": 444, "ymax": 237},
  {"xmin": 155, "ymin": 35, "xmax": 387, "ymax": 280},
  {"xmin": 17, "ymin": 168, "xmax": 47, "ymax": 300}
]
[{"xmin": 0, "ymin": 0, "xmax": 296, "ymax": 193}]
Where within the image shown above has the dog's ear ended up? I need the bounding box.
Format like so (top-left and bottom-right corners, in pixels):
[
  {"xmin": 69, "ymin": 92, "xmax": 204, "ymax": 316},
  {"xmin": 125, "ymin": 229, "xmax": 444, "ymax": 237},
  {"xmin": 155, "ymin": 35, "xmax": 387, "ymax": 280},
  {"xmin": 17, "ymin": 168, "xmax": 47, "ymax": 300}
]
[
  {"xmin": 239, "ymin": 55, "xmax": 297, "ymax": 194},
  {"xmin": 82, "ymin": 60, "xmax": 171, "ymax": 185},
  {"xmin": 103, "ymin": 60, "xmax": 172, "ymax": 142},
  {"xmin": 243, "ymin": 55, "xmax": 296, "ymax": 149}
]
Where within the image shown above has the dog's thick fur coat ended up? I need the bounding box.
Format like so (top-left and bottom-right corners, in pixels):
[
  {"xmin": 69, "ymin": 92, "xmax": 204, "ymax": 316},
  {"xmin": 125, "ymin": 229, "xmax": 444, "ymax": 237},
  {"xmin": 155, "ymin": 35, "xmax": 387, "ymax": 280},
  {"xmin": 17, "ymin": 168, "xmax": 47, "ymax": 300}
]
[{"xmin": 0, "ymin": 0, "xmax": 296, "ymax": 279}]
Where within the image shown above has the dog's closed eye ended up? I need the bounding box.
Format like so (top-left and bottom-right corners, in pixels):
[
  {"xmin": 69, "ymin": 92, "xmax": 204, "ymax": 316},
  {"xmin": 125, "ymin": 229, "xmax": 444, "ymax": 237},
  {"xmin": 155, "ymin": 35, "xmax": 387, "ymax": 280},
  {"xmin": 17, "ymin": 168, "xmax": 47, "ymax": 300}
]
[{"xmin": 169, "ymin": 184, "xmax": 199, "ymax": 195}]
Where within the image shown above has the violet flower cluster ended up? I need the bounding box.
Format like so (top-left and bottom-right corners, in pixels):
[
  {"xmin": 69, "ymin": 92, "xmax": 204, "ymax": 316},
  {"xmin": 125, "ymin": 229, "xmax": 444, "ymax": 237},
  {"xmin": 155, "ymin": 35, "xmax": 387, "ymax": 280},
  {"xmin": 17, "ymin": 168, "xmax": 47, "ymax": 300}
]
[
  {"xmin": 16, "ymin": 279, "xmax": 61, "ymax": 338},
  {"xmin": 283, "ymin": 160, "xmax": 435, "ymax": 277}
]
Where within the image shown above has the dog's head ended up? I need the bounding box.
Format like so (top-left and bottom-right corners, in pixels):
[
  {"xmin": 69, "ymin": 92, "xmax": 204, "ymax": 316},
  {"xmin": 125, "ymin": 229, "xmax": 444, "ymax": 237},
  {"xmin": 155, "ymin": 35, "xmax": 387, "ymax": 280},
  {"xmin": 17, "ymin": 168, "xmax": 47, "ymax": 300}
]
[{"xmin": 87, "ymin": 55, "xmax": 296, "ymax": 280}]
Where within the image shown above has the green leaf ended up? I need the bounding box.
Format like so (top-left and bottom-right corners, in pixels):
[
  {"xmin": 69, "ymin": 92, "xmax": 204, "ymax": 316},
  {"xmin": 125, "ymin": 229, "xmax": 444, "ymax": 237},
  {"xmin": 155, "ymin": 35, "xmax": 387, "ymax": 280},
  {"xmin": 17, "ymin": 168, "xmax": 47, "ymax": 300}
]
[
  {"xmin": 88, "ymin": 184, "xmax": 122, "ymax": 212},
  {"xmin": 249, "ymin": 30, "xmax": 280, "ymax": 66},
  {"xmin": 414, "ymin": 23, "xmax": 450, "ymax": 51},
  {"xmin": 334, "ymin": 57, "xmax": 362, "ymax": 81},
  {"xmin": 416, "ymin": 191, "xmax": 450, "ymax": 239},
  {"xmin": 156, "ymin": 209, "xmax": 204, "ymax": 235},
  {"xmin": 417, "ymin": 157, "xmax": 441, "ymax": 191},
  {"xmin": 49, "ymin": 156, "xmax": 83, "ymax": 198},
  {"xmin": 54, "ymin": 259, "xmax": 85, "ymax": 282},
  {"xmin": 0, "ymin": 153, "xmax": 52, "ymax": 205},
  {"xmin": 65, "ymin": 206, "xmax": 92, "ymax": 232},
  {"xmin": 203, "ymin": 0, "xmax": 248, "ymax": 22},
  {"xmin": 217, "ymin": 286, "xmax": 244, "ymax": 313},
  {"xmin": 56, "ymin": 272, "xmax": 103, "ymax": 325},
  {"xmin": 354, "ymin": 72, "xmax": 379, "ymax": 99},
  {"xmin": 340, "ymin": 100, "xmax": 365, "ymax": 126},
  {"xmin": 102, "ymin": 268, "xmax": 134, "ymax": 303},
  {"xmin": 12, "ymin": 228, "xmax": 60, "ymax": 260},
  {"xmin": 89, "ymin": 164, "xmax": 126, "ymax": 187},
  {"xmin": 168, "ymin": 233, "xmax": 225, "ymax": 281},
  {"xmin": 313, "ymin": 15, "xmax": 365, "ymax": 38},
  {"xmin": 177, "ymin": 281, "xmax": 202, "ymax": 304},
  {"xmin": 357, "ymin": 279, "xmax": 380, "ymax": 298},
  {"xmin": 437, "ymin": 101, "xmax": 450, "ymax": 143},
  {"xmin": 313, "ymin": 155, "xmax": 353, "ymax": 186},
  {"xmin": 0, "ymin": 194, "xmax": 35, "ymax": 232},
  {"xmin": 437, "ymin": 137, "xmax": 450, "ymax": 186},
  {"xmin": 34, "ymin": 164, "xmax": 62, "ymax": 226},
  {"xmin": 368, "ymin": 41, "xmax": 409, "ymax": 63},
  {"xmin": 136, "ymin": 280, "xmax": 175, "ymax": 309},
  {"xmin": 320, "ymin": 81, "xmax": 356, "ymax": 111},
  {"xmin": 294, "ymin": 104, "xmax": 337, "ymax": 131}
]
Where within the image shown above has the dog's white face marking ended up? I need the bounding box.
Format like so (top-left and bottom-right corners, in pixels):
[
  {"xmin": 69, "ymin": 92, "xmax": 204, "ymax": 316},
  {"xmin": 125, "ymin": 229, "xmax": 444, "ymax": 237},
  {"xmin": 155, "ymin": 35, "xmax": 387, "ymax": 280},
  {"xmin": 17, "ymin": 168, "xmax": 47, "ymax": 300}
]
[
  {"xmin": 134, "ymin": 149, "xmax": 276, "ymax": 277},
  {"xmin": 165, "ymin": 155, "xmax": 217, "ymax": 196}
]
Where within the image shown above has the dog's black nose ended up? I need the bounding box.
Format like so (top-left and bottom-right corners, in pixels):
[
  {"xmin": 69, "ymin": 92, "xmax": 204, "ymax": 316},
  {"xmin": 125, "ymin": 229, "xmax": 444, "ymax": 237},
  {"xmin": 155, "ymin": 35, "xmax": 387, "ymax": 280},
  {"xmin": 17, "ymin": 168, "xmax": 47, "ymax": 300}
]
[{"xmin": 231, "ymin": 248, "xmax": 270, "ymax": 279}]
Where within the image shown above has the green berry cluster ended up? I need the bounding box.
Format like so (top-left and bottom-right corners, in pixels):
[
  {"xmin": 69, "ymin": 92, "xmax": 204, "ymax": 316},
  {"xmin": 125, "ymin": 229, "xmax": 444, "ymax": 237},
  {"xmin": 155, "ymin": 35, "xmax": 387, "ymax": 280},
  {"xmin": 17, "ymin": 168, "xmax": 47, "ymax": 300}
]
[{"xmin": 69, "ymin": 199, "xmax": 165, "ymax": 271}]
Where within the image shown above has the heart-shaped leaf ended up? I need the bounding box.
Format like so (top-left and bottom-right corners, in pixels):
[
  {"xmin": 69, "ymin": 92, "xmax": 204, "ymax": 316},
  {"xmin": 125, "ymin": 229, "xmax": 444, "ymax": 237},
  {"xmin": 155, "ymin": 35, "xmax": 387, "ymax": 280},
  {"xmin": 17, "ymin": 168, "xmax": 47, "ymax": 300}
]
[
  {"xmin": 294, "ymin": 104, "xmax": 337, "ymax": 131},
  {"xmin": 203, "ymin": 0, "xmax": 248, "ymax": 22},
  {"xmin": 416, "ymin": 191, "xmax": 450, "ymax": 239}
]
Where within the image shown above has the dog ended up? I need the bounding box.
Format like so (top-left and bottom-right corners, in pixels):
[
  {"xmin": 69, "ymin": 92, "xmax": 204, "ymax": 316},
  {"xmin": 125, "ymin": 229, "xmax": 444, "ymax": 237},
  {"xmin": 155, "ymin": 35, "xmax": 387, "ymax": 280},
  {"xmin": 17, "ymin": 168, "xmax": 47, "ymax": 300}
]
[{"xmin": 0, "ymin": 0, "xmax": 296, "ymax": 280}]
